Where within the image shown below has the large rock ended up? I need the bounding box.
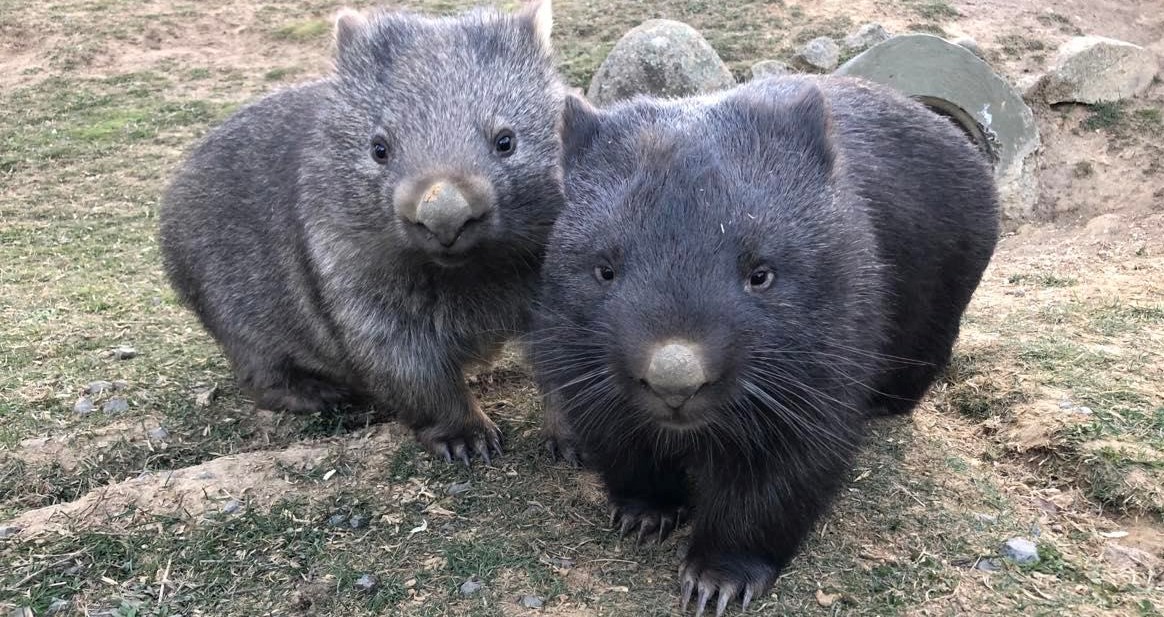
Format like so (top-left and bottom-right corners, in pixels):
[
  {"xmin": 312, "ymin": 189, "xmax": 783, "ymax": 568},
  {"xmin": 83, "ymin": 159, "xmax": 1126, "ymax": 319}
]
[
  {"xmin": 587, "ymin": 20, "xmax": 736, "ymax": 106},
  {"xmin": 837, "ymin": 34, "xmax": 1042, "ymax": 222},
  {"xmin": 793, "ymin": 37, "xmax": 841, "ymax": 72},
  {"xmin": 751, "ymin": 60, "xmax": 792, "ymax": 80},
  {"xmin": 844, "ymin": 23, "xmax": 890, "ymax": 52},
  {"xmin": 1032, "ymin": 36, "xmax": 1159, "ymax": 104}
]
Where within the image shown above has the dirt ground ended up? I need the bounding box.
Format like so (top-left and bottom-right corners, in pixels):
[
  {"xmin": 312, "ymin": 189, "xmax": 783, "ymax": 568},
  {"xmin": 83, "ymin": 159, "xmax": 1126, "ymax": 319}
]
[{"xmin": 1, "ymin": 0, "xmax": 1162, "ymax": 615}]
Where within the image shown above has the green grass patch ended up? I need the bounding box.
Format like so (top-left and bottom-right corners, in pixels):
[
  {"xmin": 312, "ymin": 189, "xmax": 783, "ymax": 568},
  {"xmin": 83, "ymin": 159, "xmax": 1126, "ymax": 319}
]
[
  {"xmin": 264, "ymin": 66, "xmax": 304, "ymax": 81},
  {"xmin": 909, "ymin": 0, "xmax": 960, "ymax": 20},
  {"xmin": 1083, "ymin": 102, "xmax": 1127, "ymax": 131},
  {"xmin": 1007, "ymin": 272, "xmax": 1078, "ymax": 287},
  {"xmin": 0, "ymin": 73, "xmax": 226, "ymax": 174},
  {"xmin": 271, "ymin": 18, "xmax": 331, "ymax": 41},
  {"xmin": 997, "ymin": 33, "xmax": 1047, "ymax": 57}
]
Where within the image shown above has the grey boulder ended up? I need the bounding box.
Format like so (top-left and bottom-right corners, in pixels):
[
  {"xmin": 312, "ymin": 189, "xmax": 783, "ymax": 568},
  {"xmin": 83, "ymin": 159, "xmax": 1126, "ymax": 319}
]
[
  {"xmin": 793, "ymin": 36, "xmax": 841, "ymax": 72},
  {"xmin": 587, "ymin": 19, "xmax": 736, "ymax": 106},
  {"xmin": 1031, "ymin": 35, "xmax": 1159, "ymax": 104}
]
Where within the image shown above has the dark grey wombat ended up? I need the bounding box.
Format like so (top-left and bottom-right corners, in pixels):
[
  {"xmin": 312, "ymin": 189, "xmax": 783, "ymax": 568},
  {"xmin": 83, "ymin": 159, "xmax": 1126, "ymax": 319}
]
[
  {"xmin": 159, "ymin": 1, "xmax": 564, "ymax": 465},
  {"xmin": 530, "ymin": 75, "xmax": 1000, "ymax": 614}
]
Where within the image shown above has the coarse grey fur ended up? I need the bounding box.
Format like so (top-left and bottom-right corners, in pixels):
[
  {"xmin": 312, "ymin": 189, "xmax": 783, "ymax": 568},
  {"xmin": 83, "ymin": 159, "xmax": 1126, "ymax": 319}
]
[
  {"xmin": 159, "ymin": 1, "xmax": 565, "ymax": 465},
  {"xmin": 531, "ymin": 74, "xmax": 1000, "ymax": 614}
]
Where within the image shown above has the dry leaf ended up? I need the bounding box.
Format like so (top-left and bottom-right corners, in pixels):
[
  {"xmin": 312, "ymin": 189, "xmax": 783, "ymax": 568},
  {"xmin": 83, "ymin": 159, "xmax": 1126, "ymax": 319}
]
[
  {"xmin": 424, "ymin": 504, "xmax": 456, "ymax": 517},
  {"xmin": 194, "ymin": 385, "xmax": 218, "ymax": 407}
]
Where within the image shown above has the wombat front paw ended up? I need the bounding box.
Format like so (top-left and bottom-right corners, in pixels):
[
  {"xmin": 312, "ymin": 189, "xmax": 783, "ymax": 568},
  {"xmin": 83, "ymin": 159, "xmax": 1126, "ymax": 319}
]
[
  {"xmin": 608, "ymin": 499, "xmax": 688, "ymax": 545},
  {"xmin": 678, "ymin": 552, "xmax": 779, "ymax": 617},
  {"xmin": 543, "ymin": 433, "xmax": 583, "ymax": 467},
  {"xmin": 416, "ymin": 417, "xmax": 503, "ymax": 467}
]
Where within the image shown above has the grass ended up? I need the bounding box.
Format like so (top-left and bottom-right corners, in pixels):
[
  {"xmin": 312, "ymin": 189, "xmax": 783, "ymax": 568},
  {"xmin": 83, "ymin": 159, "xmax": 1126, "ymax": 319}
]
[
  {"xmin": 1084, "ymin": 102, "xmax": 1129, "ymax": 131},
  {"xmin": 271, "ymin": 18, "xmax": 331, "ymax": 41},
  {"xmin": 1037, "ymin": 11, "xmax": 1083, "ymax": 35},
  {"xmin": 943, "ymin": 264, "xmax": 1164, "ymax": 520},
  {"xmin": 1007, "ymin": 272, "xmax": 1079, "ymax": 288},
  {"xmin": 909, "ymin": 0, "xmax": 961, "ymax": 20},
  {"xmin": 3, "ymin": 0, "xmax": 1164, "ymax": 615},
  {"xmin": 996, "ymin": 33, "xmax": 1048, "ymax": 58}
]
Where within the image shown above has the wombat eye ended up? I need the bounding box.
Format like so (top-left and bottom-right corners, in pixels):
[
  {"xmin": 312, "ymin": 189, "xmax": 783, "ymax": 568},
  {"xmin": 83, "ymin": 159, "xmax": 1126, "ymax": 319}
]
[
  {"xmin": 493, "ymin": 129, "xmax": 516, "ymax": 157},
  {"xmin": 370, "ymin": 137, "xmax": 389, "ymax": 163},
  {"xmin": 594, "ymin": 265, "xmax": 615, "ymax": 283},
  {"xmin": 747, "ymin": 268, "xmax": 774, "ymax": 292}
]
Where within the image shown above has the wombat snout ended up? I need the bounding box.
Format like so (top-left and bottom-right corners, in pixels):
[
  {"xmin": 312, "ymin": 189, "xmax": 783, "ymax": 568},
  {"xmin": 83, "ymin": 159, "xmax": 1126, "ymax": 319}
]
[
  {"xmin": 397, "ymin": 178, "xmax": 493, "ymax": 258},
  {"xmin": 642, "ymin": 341, "xmax": 709, "ymax": 410},
  {"xmin": 418, "ymin": 182, "xmax": 475, "ymax": 246}
]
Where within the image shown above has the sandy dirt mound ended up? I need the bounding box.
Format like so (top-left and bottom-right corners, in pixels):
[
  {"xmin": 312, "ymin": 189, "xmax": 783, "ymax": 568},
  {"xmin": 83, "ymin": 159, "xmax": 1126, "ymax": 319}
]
[{"xmin": 3, "ymin": 428, "xmax": 408, "ymax": 537}]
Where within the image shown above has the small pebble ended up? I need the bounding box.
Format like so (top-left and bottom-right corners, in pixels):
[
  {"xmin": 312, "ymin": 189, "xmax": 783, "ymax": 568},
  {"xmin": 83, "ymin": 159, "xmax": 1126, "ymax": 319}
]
[
  {"xmin": 85, "ymin": 380, "xmax": 114, "ymax": 395},
  {"xmin": 1077, "ymin": 406, "xmax": 1093, "ymax": 415},
  {"xmin": 112, "ymin": 346, "xmax": 137, "ymax": 360},
  {"xmin": 0, "ymin": 525, "xmax": 22, "ymax": 539},
  {"xmin": 974, "ymin": 512, "xmax": 998, "ymax": 524},
  {"xmin": 520, "ymin": 595, "xmax": 544, "ymax": 609},
  {"xmin": 112, "ymin": 380, "xmax": 129, "ymax": 390},
  {"xmin": 460, "ymin": 577, "xmax": 483, "ymax": 596},
  {"xmin": 349, "ymin": 515, "xmax": 369, "ymax": 529},
  {"xmin": 63, "ymin": 563, "xmax": 86, "ymax": 576},
  {"xmin": 1058, "ymin": 400, "xmax": 1074, "ymax": 409},
  {"xmin": 354, "ymin": 574, "xmax": 378, "ymax": 593},
  {"xmin": 1002, "ymin": 537, "xmax": 1040, "ymax": 564},
  {"xmin": 194, "ymin": 471, "xmax": 216, "ymax": 480},
  {"xmin": 447, "ymin": 480, "xmax": 472, "ymax": 496},
  {"xmin": 222, "ymin": 499, "xmax": 244, "ymax": 514},
  {"xmin": 975, "ymin": 558, "xmax": 1002, "ymax": 572},
  {"xmin": 46, "ymin": 599, "xmax": 70, "ymax": 615},
  {"xmin": 328, "ymin": 514, "xmax": 349, "ymax": 527},
  {"xmin": 73, "ymin": 397, "xmax": 95, "ymax": 415},
  {"xmin": 103, "ymin": 397, "xmax": 129, "ymax": 414},
  {"xmin": 148, "ymin": 427, "xmax": 170, "ymax": 441}
]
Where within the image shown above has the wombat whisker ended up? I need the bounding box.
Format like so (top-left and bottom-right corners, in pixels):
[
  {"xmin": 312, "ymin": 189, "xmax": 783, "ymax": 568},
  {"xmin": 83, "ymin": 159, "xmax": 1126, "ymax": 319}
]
[
  {"xmin": 755, "ymin": 344, "xmax": 927, "ymax": 368},
  {"xmin": 745, "ymin": 365, "xmax": 863, "ymax": 415},
  {"xmin": 739, "ymin": 379, "xmax": 854, "ymax": 456}
]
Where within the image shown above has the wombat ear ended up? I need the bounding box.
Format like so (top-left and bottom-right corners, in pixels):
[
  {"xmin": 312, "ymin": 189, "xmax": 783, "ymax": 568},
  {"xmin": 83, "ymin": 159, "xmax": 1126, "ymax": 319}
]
[
  {"xmin": 561, "ymin": 93, "xmax": 602, "ymax": 168},
  {"xmin": 737, "ymin": 81, "xmax": 837, "ymax": 176},
  {"xmin": 519, "ymin": 0, "xmax": 553, "ymax": 51},
  {"xmin": 333, "ymin": 7, "xmax": 367, "ymax": 51}
]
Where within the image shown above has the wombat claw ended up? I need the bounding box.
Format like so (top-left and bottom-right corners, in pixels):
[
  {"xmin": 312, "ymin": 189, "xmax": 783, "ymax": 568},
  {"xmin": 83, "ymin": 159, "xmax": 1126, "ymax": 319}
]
[
  {"xmin": 545, "ymin": 437, "xmax": 582, "ymax": 467},
  {"xmin": 678, "ymin": 560, "xmax": 773, "ymax": 616},
  {"xmin": 425, "ymin": 426, "xmax": 503, "ymax": 467},
  {"xmin": 609, "ymin": 506, "xmax": 687, "ymax": 544}
]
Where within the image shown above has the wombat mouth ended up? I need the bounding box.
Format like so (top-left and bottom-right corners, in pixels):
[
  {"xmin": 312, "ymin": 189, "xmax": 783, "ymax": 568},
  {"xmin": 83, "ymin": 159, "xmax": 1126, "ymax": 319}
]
[
  {"xmin": 428, "ymin": 253, "xmax": 472, "ymax": 268},
  {"xmin": 403, "ymin": 215, "xmax": 490, "ymax": 267},
  {"xmin": 650, "ymin": 409, "xmax": 712, "ymax": 432}
]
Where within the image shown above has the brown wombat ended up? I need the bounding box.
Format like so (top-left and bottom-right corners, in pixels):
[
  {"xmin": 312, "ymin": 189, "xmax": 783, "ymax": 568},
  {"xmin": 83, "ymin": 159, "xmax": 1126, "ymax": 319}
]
[{"xmin": 159, "ymin": 1, "xmax": 565, "ymax": 466}]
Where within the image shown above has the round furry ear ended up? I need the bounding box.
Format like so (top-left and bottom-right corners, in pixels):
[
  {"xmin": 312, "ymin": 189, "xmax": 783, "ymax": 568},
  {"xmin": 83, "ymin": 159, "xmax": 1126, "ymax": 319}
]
[
  {"xmin": 333, "ymin": 7, "xmax": 367, "ymax": 50},
  {"xmin": 733, "ymin": 80, "xmax": 837, "ymax": 175},
  {"xmin": 561, "ymin": 93, "xmax": 602, "ymax": 169},
  {"xmin": 519, "ymin": 0, "xmax": 553, "ymax": 51}
]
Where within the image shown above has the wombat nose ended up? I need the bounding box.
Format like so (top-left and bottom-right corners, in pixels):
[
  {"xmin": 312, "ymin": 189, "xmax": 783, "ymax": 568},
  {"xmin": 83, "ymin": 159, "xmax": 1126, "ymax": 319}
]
[
  {"xmin": 644, "ymin": 342, "xmax": 708, "ymax": 408},
  {"xmin": 415, "ymin": 181, "xmax": 474, "ymax": 247}
]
